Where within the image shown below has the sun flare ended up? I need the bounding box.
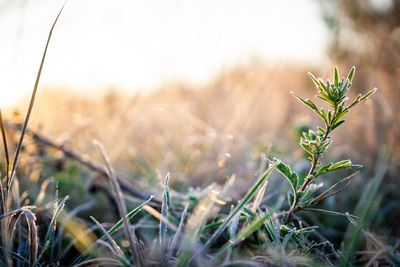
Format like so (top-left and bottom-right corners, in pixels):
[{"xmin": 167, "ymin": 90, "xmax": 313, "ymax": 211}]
[{"xmin": 0, "ymin": 88, "xmax": 25, "ymax": 107}]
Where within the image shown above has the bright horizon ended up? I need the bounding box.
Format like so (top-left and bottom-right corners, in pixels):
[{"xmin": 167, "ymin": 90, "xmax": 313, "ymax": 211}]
[{"xmin": 0, "ymin": 0, "xmax": 330, "ymax": 106}]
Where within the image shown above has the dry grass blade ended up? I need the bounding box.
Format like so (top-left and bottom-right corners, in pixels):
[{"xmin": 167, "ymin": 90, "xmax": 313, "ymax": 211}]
[
  {"xmin": 236, "ymin": 180, "xmax": 268, "ymax": 233},
  {"xmin": 309, "ymin": 172, "xmax": 359, "ymax": 207},
  {"xmin": 23, "ymin": 210, "xmax": 38, "ymax": 266},
  {"xmin": 167, "ymin": 204, "xmax": 188, "ymax": 262},
  {"xmin": 5, "ymin": 208, "xmax": 39, "ymax": 265},
  {"xmin": 364, "ymin": 247, "xmax": 389, "ymax": 267},
  {"xmin": 143, "ymin": 205, "xmax": 178, "ymax": 231},
  {"xmin": 90, "ymin": 216, "xmax": 123, "ymax": 257},
  {"xmin": 0, "ymin": 109, "xmax": 10, "ymax": 187},
  {"xmin": 345, "ymin": 214, "xmax": 397, "ymax": 265},
  {"xmin": 252, "ymin": 180, "xmax": 268, "ymax": 213},
  {"xmin": 321, "ymin": 180, "xmax": 352, "ymax": 200},
  {"xmin": 72, "ymin": 257, "xmax": 121, "ymax": 267},
  {"xmin": 8, "ymin": 1, "xmax": 67, "ymax": 189},
  {"xmin": 36, "ymin": 178, "xmax": 54, "ymax": 206},
  {"xmin": 0, "ymin": 109, "xmax": 9, "ymax": 263},
  {"xmin": 93, "ymin": 140, "xmax": 141, "ymax": 265},
  {"xmin": 301, "ymin": 208, "xmax": 358, "ymax": 218},
  {"xmin": 0, "ymin": 206, "xmax": 36, "ymax": 220},
  {"xmin": 95, "ymin": 240, "xmax": 121, "ymax": 257}
]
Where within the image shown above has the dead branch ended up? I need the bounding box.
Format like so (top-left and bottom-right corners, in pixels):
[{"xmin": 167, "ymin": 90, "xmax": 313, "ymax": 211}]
[{"xmin": 4, "ymin": 121, "xmax": 161, "ymax": 207}]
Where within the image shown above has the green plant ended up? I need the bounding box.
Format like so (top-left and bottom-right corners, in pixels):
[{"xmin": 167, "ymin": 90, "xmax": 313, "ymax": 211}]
[
  {"xmin": 182, "ymin": 66, "xmax": 379, "ymax": 265},
  {"xmin": 280, "ymin": 66, "xmax": 376, "ymax": 222}
]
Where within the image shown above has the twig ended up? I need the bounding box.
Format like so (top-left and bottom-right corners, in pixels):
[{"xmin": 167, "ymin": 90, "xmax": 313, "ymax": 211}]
[{"xmin": 4, "ymin": 121, "xmax": 161, "ymax": 206}]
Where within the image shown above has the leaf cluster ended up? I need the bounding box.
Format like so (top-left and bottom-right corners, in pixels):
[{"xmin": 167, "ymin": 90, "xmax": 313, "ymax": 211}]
[
  {"xmin": 274, "ymin": 67, "xmax": 377, "ymax": 221},
  {"xmin": 300, "ymin": 129, "xmax": 331, "ymax": 158},
  {"xmin": 291, "ymin": 67, "xmax": 377, "ymax": 131}
]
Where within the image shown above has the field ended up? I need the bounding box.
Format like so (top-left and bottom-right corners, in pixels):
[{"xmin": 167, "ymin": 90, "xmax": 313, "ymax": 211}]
[{"xmin": 1, "ymin": 1, "xmax": 400, "ymax": 266}]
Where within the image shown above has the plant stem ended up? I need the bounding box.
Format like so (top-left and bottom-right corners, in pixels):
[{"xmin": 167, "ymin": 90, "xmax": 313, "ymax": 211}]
[
  {"xmin": 300, "ymin": 128, "xmax": 331, "ymax": 192},
  {"xmin": 285, "ymin": 106, "xmax": 337, "ymax": 223}
]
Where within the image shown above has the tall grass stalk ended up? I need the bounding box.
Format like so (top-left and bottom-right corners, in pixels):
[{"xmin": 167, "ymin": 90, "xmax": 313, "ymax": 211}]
[
  {"xmin": 94, "ymin": 140, "xmax": 142, "ymax": 266},
  {"xmin": 8, "ymin": 1, "xmax": 68, "ymax": 190},
  {"xmin": 160, "ymin": 173, "xmax": 170, "ymax": 265},
  {"xmin": 0, "ymin": 108, "xmax": 10, "ymax": 265}
]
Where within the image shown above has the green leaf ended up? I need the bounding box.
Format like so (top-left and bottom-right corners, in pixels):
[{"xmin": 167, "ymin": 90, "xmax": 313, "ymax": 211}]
[
  {"xmin": 319, "ymin": 139, "xmax": 332, "ymax": 153},
  {"xmin": 360, "ymin": 88, "xmax": 377, "ymax": 101},
  {"xmin": 276, "ymin": 161, "xmax": 291, "ymax": 179},
  {"xmin": 326, "ymin": 80, "xmax": 333, "ymax": 96},
  {"xmin": 297, "ymin": 183, "xmax": 324, "ymax": 206},
  {"xmin": 330, "ymin": 159, "xmax": 352, "ymax": 171},
  {"xmin": 350, "ymin": 164, "xmax": 363, "ymax": 168},
  {"xmin": 320, "ymin": 108, "xmax": 328, "ymax": 124},
  {"xmin": 331, "ymin": 120, "xmax": 345, "ymax": 130},
  {"xmin": 328, "ymin": 110, "xmax": 332, "ymax": 124},
  {"xmin": 334, "ymin": 67, "xmax": 339, "ymax": 87},
  {"xmin": 276, "ymin": 161, "xmax": 298, "ymax": 193},
  {"xmin": 301, "ymin": 188, "xmax": 313, "ymax": 201},
  {"xmin": 315, "ymin": 163, "xmax": 333, "ymax": 177},
  {"xmin": 292, "ymin": 173, "xmax": 299, "ymax": 189},
  {"xmin": 306, "ymin": 99, "xmax": 318, "ymax": 110},
  {"xmin": 338, "ymin": 103, "xmax": 344, "ymax": 112},
  {"xmin": 301, "ymin": 143, "xmax": 314, "ymax": 156},
  {"xmin": 346, "ymin": 88, "xmax": 377, "ymax": 111},
  {"xmin": 332, "ymin": 110, "xmax": 348, "ymax": 125},
  {"xmin": 315, "ymin": 160, "xmax": 361, "ymax": 178},
  {"xmin": 317, "ymin": 95, "xmax": 335, "ymax": 107},
  {"xmin": 347, "ymin": 66, "xmax": 355, "ymax": 84},
  {"xmin": 340, "ymin": 80, "xmax": 350, "ymax": 95},
  {"xmin": 346, "ymin": 95, "xmax": 361, "ymax": 110},
  {"xmin": 202, "ymin": 221, "xmax": 224, "ymax": 232},
  {"xmin": 308, "ymin": 72, "xmax": 321, "ymax": 89},
  {"xmin": 291, "ymin": 92, "xmax": 320, "ymax": 115},
  {"xmin": 318, "ymin": 127, "xmax": 326, "ymax": 135}
]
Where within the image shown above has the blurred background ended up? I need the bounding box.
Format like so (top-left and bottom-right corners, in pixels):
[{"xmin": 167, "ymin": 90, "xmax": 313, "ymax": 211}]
[{"xmin": 0, "ymin": 0, "xmax": 399, "ymax": 253}]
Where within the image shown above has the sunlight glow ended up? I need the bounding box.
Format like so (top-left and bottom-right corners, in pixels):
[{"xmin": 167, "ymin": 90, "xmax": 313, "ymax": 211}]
[
  {"xmin": 0, "ymin": 0, "xmax": 329, "ymax": 106},
  {"xmin": 0, "ymin": 87, "xmax": 25, "ymax": 107}
]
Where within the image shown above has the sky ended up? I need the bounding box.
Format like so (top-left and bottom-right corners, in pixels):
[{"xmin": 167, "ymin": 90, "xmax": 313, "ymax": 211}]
[{"xmin": 0, "ymin": 0, "xmax": 330, "ymax": 106}]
